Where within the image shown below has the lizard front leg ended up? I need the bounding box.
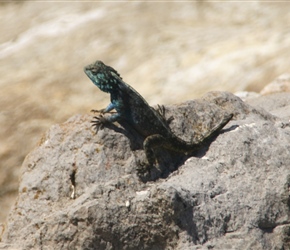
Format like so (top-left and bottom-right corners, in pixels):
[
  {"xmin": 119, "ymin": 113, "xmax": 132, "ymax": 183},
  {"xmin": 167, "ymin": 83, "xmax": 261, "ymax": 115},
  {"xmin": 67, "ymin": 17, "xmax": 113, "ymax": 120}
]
[
  {"xmin": 91, "ymin": 102, "xmax": 120, "ymax": 132},
  {"xmin": 91, "ymin": 102, "xmax": 115, "ymax": 114},
  {"xmin": 91, "ymin": 103, "xmax": 115, "ymax": 114}
]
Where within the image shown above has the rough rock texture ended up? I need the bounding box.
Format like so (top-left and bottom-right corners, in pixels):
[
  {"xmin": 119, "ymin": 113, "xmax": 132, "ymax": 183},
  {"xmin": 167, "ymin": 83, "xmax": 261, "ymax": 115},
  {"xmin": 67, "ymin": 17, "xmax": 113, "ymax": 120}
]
[
  {"xmin": 1, "ymin": 91, "xmax": 290, "ymax": 250},
  {"xmin": 260, "ymin": 74, "xmax": 290, "ymax": 95},
  {"xmin": 2, "ymin": 1, "xmax": 290, "ymax": 224}
]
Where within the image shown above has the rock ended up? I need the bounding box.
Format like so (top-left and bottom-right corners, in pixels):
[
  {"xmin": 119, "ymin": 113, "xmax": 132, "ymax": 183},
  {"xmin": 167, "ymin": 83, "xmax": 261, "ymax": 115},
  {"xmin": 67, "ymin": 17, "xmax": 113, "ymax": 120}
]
[
  {"xmin": 2, "ymin": 2, "xmax": 290, "ymax": 226},
  {"xmin": 246, "ymin": 92, "xmax": 290, "ymax": 120},
  {"xmin": 1, "ymin": 91, "xmax": 290, "ymax": 250},
  {"xmin": 234, "ymin": 91, "xmax": 260, "ymax": 101},
  {"xmin": 260, "ymin": 74, "xmax": 290, "ymax": 95}
]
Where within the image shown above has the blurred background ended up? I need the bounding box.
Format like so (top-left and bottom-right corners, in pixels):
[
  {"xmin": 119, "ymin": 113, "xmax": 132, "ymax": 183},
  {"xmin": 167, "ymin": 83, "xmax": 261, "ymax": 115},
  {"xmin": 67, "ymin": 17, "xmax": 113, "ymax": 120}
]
[{"xmin": 0, "ymin": 1, "xmax": 290, "ymax": 226}]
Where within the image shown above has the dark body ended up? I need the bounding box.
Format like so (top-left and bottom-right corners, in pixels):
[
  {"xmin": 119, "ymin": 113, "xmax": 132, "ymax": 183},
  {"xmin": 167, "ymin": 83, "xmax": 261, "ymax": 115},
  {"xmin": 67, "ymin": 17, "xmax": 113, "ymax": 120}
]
[{"xmin": 84, "ymin": 61, "xmax": 232, "ymax": 169}]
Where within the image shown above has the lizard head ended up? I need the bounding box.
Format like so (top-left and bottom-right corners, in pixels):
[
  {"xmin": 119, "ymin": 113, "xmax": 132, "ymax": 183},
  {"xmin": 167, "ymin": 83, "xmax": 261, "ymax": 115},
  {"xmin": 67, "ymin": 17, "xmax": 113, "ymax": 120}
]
[{"xmin": 84, "ymin": 60, "xmax": 122, "ymax": 93}]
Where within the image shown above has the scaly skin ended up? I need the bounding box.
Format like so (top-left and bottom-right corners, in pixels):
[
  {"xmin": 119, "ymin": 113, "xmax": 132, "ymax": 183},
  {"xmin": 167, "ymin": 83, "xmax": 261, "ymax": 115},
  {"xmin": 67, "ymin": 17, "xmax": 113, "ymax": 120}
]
[{"xmin": 84, "ymin": 60, "xmax": 233, "ymax": 173}]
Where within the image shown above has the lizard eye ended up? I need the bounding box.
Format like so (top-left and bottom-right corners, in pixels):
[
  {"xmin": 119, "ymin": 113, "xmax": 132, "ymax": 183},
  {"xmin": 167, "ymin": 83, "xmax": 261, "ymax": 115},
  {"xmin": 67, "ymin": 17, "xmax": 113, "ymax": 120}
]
[{"xmin": 91, "ymin": 68, "xmax": 98, "ymax": 74}]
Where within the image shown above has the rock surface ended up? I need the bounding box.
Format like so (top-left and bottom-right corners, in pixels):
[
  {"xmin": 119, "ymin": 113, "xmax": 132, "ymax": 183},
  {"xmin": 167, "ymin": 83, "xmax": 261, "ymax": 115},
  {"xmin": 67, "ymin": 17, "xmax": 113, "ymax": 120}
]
[
  {"xmin": 260, "ymin": 74, "xmax": 290, "ymax": 96},
  {"xmin": 1, "ymin": 91, "xmax": 290, "ymax": 249},
  {"xmin": 2, "ymin": 1, "xmax": 290, "ymax": 224}
]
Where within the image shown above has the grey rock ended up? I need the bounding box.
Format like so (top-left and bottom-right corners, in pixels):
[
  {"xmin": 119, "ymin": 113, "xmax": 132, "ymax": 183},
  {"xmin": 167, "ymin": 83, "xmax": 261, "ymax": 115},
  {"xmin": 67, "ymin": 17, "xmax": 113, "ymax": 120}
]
[
  {"xmin": 246, "ymin": 92, "xmax": 290, "ymax": 120},
  {"xmin": 260, "ymin": 73, "xmax": 290, "ymax": 95},
  {"xmin": 2, "ymin": 92, "xmax": 290, "ymax": 250}
]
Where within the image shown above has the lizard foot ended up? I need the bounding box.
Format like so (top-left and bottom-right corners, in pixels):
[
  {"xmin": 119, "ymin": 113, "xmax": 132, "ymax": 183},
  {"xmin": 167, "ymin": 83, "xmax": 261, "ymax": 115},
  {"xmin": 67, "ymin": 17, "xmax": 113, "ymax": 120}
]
[
  {"xmin": 136, "ymin": 161, "xmax": 164, "ymax": 182},
  {"xmin": 135, "ymin": 158, "xmax": 152, "ymax": 179},
  {"xmin": 91, "ymin": 114, "xmax": 108, "ymax": 133}
]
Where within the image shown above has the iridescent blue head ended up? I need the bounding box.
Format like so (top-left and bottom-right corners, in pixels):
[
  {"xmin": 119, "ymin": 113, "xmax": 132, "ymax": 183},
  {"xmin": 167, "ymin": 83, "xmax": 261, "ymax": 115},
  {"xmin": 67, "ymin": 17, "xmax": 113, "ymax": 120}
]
[{"xmin": 84, "ymin": 60, "xmax": 122, "ymax": 93}]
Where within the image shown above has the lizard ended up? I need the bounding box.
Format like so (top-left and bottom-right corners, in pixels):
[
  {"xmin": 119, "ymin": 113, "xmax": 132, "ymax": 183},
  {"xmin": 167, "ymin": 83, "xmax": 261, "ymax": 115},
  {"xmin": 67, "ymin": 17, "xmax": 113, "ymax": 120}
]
[{"xmin": 84, "ymin": 60, "xmax": 233, "ymax": 174}]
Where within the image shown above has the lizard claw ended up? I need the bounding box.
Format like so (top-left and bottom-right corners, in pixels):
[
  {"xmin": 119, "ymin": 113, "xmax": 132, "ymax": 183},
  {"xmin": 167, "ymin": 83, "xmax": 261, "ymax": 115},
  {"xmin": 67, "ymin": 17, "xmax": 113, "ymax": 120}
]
[
  {"xmin": 91, "ymin": 109, "xmax": 105, "ymax": 114},
  {"xmin": 91, "ymin": 114, "xmax": 108, "ymax": 133}
]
